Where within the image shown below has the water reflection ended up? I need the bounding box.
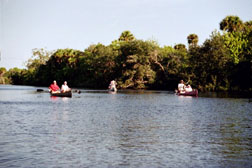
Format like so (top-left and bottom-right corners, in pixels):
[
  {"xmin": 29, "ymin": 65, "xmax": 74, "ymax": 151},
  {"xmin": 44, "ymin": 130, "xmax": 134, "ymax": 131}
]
[
  {"xmin": 200, "ymin": 91, "xmax": 252, "ymax": 99},
  {"xmin": 50, "ymin": 96, "xmax": 58, "ymax": 101},
  {"xmin": 108, "ymin": 91, "xmax": 117, "ymax": 95},
  {"xmin": 50, "ymin": 96, "xmax": 71, "ymax": 102}
]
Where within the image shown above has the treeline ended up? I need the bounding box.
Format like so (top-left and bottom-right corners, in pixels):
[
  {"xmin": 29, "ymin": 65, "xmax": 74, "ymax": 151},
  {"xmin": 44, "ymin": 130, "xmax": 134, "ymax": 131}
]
[{"xmin": 1, "ymin": 15, "xmax": 252, "ymax": 91}]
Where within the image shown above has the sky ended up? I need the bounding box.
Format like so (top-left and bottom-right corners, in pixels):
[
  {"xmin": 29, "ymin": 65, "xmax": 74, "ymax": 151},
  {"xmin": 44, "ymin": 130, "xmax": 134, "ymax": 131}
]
[{"xmin": 0, "ymin": 0, "xmax": 251, "ymax": 69}]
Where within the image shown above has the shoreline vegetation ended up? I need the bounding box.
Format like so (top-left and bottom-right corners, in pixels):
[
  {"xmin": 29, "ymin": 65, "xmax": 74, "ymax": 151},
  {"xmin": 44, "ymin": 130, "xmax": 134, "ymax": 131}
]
[{"xmin": 1, "ymin": 15, "xmax": 252, "ymax": 92}]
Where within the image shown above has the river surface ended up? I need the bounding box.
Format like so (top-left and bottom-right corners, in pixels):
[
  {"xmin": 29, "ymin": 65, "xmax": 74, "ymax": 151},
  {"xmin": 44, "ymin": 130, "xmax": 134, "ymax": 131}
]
[{"xmin": 0, "ymin": 85, "xmax": 251, "ymax": 168}]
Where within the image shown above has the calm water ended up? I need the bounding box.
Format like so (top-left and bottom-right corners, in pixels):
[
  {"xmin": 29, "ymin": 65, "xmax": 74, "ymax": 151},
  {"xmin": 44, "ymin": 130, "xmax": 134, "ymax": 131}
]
[{"xmin": 0, "ymin": 85, "xmax": 252, "ymax": 168}]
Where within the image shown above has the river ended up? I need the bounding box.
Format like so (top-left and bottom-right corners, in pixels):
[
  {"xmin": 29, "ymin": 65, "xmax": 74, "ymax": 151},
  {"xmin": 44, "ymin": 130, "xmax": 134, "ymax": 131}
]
[{"xmin": 0, "ymin": 85, "xmax": 251, "ymax": 168}]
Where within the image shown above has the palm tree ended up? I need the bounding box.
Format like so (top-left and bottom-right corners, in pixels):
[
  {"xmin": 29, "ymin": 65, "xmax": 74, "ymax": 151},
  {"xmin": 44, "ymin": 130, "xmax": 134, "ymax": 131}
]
[
  {"xmin": 118, "ymin": 30, "xmax": 135, "ymax": 42},
  {"xmin": 220, "ymin": 15, "xmax": 243, "ymax": 32},
  {"xmin": 187, "ymin": 34, "xmax": 198, "ymax": 47}
]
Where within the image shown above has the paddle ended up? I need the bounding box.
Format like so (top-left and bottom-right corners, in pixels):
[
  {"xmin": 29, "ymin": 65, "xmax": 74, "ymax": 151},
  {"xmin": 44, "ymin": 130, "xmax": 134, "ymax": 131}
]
[
  {"xmin": 36, "ymin": 89, "xmax": 44, "ymax": 92},
  {"xmin": 36, "ymin": 89, "xmax": 50, "ymax": 93},
  {"xmin": 73, "ymin": 89, "xmax": 81, "ymax": 94}
]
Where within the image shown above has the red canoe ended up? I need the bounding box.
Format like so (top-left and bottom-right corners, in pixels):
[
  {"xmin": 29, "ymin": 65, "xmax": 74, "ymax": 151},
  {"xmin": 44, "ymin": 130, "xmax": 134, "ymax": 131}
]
[
  {"xmin": 177, "ymin": 89, "xmax": 198, "ymax": 97},
  {"xmin": 50, "ymin": 91, "xmax": 72, "ymax": 97}
]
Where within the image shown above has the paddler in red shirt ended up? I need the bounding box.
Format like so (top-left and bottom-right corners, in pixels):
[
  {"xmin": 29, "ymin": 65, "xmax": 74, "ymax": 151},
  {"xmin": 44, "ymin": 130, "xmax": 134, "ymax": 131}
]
[{"xmin": 49, "ymin": 80, "xmax": 60, "ymax": 93}]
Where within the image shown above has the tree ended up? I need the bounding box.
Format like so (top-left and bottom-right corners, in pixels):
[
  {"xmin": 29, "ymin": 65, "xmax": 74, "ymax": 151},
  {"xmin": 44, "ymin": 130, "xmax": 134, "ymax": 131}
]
[
  {"xmin": 25, "ymin": 48, "xmax": 52, "ymax": 71},
  {"xmin": 152, "ymin": 45, "xmax": 189, "ymax": 89},
  {"xmin": 243, "ymin": 20, "xmax": 252, "ymax": 59},
  {"xmin": 6, "ymin": 16, "xmax": 252, "ymax": 91},
  {"xmin": 40, "ymin": 48, "xmax": 82, "ymax": 86},
  {"xmin": 174, "ymin": 43, "xmax": 187, "ymax": 52},
  {"xmin": 189, "ymin": 31, "xmax": 230, "ymax": 91},
  {"xmin": 7, "ymin": 68, "xmax": 24, "ymax": 85},
  {"xmin": 0, "ymin": 67, "xmax": 6, "ymax": 76},
  {"xmin": 118, "ymin": 30, "xmax": 135, "ymax": 42},
  {"xmin": 220, "ymin": 15, "xmax": 243, "ymax": 32},
  {"xmin": 0, "ymin": 67, "xmax": 7, "ymax": 84},
  {"xmin": 78, "ymin": 44, "xmax": 117, "ymax": 88},
  {"xmin": 244, "ymin": 21, "xmax": 252, "ymax": 31},
  {"xmin": 230, "ymin": 21, "xmax": 252, "ymax": 91},
  {"xmin": 187, "ymin": 34, "xmax": 199, "ymax": 48},
  {"xmin": 222, "ymin": 31, "xmax": 248, "ymax": 64},
  {"xmin": 116, "ymin": 40, "xmax": 156, "ymax": 89}
]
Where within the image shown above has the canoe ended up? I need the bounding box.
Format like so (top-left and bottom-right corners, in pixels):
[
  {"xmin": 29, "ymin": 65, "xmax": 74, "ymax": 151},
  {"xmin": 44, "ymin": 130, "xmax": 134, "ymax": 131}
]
[
  {"xmin": 177, "ymin": 89, "xmax": 198, "ymax": 97},
  {"xmin": 50, "ymin": 91, "xmax": 72, "ymax": 97}
]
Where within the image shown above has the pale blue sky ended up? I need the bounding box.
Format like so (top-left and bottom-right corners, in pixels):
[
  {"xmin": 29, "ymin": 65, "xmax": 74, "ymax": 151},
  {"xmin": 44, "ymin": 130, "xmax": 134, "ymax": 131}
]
[{"xmin": 0, "ymin": 0, "xmax": 251, "ymax": 69}]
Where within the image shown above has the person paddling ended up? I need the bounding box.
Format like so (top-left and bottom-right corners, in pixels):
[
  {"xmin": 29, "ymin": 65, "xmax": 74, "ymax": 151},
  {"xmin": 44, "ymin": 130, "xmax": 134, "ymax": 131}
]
[
  {"xmin": 61, "ymin": 81, "xmax": 71, "ymax": 93},
  {"xmin": 49, "ymin": 80, "xmax": 60, "ymax": 93},
  {"xmin": 108, "ymin": 80, "xmax": 117, "ymax": 92}
]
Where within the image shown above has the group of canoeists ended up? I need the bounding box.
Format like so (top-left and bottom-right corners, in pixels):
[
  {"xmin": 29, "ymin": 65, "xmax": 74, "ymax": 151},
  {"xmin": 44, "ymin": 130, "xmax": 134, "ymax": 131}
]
[
  {"xmin": 106, "ymin": 79, "xmax": 195, "ymax": 95},
  {"xmin": 48, "ymin": 79, "xmax": 118, "ymax": 94},
  {"xmin": 48, "ymin": 79, "xmax": 197, "ymax": 96}
]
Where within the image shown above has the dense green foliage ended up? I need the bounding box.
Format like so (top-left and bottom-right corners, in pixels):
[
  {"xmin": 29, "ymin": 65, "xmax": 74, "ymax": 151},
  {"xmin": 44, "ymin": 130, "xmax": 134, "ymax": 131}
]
[
  {"xmin": 2, "ymin": 16, "xmax": 252, "ymax": 91},
  {"xmin": 0, "ymin": 67, "xmax": 10, "ymax": 84}
]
